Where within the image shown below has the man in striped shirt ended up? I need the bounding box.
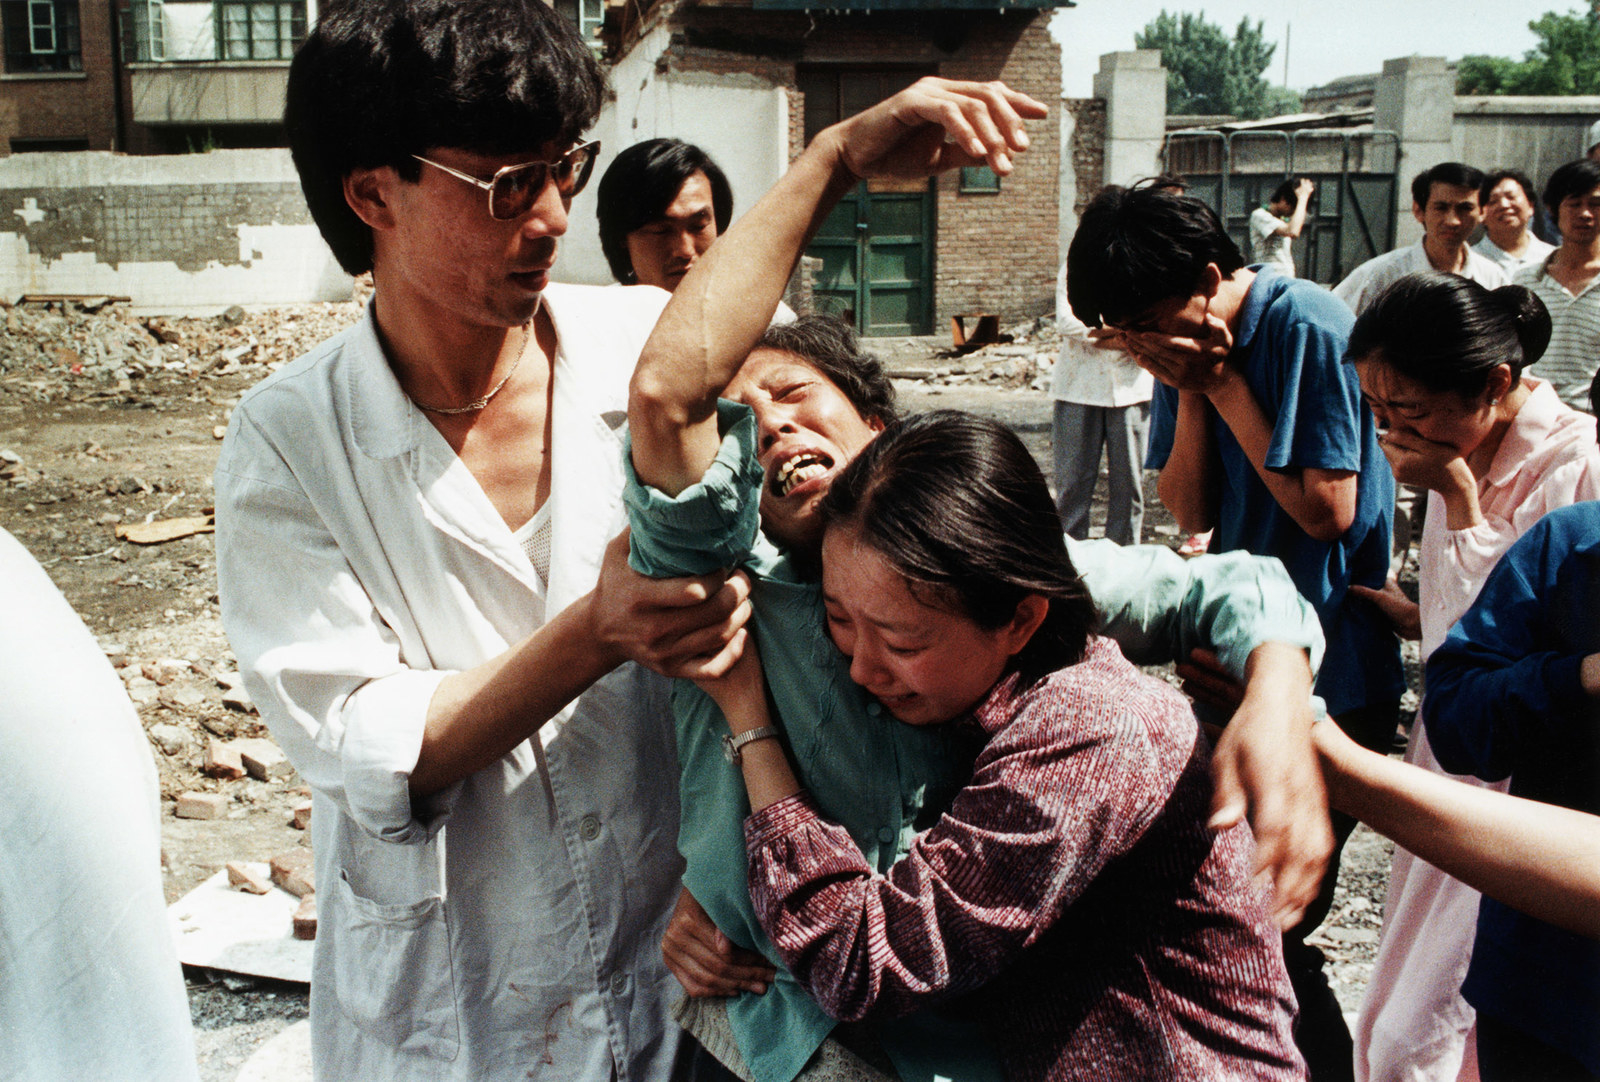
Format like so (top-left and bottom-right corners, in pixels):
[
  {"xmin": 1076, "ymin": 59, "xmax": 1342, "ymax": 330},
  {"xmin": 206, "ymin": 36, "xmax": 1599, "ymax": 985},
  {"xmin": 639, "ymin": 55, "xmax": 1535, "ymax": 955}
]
[{"xmin": 1516, "ymin": 158, "xmax": 1600, "ymax": 413}]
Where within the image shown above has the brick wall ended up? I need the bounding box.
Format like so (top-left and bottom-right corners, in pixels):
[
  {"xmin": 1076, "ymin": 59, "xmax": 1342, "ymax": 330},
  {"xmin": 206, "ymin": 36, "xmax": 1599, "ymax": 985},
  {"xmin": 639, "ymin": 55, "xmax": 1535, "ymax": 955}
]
[
  {"xmin": 0, "ymin": 150, "xmax": 350, "ymax": 309},
  {"xmin": 1064, "ymin": 98, "xmax": 1106, "ymax": 220},
  {"xmin": 933, "ymin": 15, "xmax": 1060, "ymax": 324},
  {"xmin": 658, "ymin": 8, "xmax": 1062, "ymax": 329},
  {"xmin": 0, "ymin": 0, "xmax": 121, "ymax": 151}
]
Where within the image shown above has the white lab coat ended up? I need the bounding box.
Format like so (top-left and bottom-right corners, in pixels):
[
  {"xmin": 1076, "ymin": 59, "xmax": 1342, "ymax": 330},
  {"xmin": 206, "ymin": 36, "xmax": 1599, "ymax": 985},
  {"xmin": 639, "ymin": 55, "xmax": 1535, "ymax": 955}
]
[
  {"xmin": 0, "ymin": 529, "xmax": 200, "ymax": 1082},
  {"xmin": 216, "ymin": 284, "xmax": 685, "ymax": 1081}
]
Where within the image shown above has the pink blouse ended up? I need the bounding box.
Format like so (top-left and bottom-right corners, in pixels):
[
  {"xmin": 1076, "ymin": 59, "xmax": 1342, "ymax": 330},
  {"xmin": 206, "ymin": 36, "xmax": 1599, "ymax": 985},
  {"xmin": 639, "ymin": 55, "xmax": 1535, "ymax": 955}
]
[{"xmin": 1420, "ymin": 377, "xmax": 1600, "ymax": 658}]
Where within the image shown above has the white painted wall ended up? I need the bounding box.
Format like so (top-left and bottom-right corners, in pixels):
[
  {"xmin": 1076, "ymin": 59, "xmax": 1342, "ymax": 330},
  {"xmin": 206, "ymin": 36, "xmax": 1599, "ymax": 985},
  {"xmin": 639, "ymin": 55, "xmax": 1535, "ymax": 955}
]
[
  {"xmin": 0, "ymin": 149, "xmax": 351, "ymax": 312},
  {"xmin": 558, "ymin": 24, "xmax": 790, "ymax": 284}
]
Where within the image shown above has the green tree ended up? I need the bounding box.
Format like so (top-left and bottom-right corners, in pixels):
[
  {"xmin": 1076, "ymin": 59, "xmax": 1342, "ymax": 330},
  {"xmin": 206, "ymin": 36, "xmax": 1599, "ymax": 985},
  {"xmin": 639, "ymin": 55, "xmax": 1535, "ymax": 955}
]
[
  {"xmin": 1457, "ymin": 2, "xmax": 1600, "ymax": 95},
  {"xmin": 1135, "ymin": 10, "xmax": 1302, "ymax": 119}
]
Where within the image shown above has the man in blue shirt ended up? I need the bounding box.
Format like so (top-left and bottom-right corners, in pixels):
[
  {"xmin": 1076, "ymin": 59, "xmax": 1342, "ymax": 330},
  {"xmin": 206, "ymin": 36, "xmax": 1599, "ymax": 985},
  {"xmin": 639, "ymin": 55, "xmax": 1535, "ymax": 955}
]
[{"xmin": 1066, "ymin": 184, "xmax": 1403, "ymax": 1082}]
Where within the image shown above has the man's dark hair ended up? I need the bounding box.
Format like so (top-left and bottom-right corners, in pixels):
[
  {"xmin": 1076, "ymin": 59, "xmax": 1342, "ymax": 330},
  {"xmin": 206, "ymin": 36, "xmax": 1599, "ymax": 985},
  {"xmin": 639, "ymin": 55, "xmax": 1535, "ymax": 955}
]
[
  {"xmin": 1269, "ymin": 177, "xmax": 1302, "ymax": 207},
  {"xmin": 284, "ymin": 0, "xmax": 605, "ymax": 276},
  {"xmin": 1346, "ymin": 272, "xmax": 1550, "ymax": 399},
  {"xmin": 596, "ymin": 139, "xmax": 734, "ymax": 283},
  {"xmin": 1542, "ymin": 158, "xmax": 1600, "ymax": 217},
  {"xmin": 756, "ymin": 315, "xmax": 898, "ymax": 427},
  {"xmin": 821, "ymin": 410, "xmax": 1097, "ymax": 686},
  {"xmin": 1066, "ymin": 185, "xmax": 1245, "ymax": 329},
  {"xmin": 1410, "ymin": 162, "xmax": 1487, "ymax": 208},
  {"xmin": 1479, "ymin": 168, "xmax": 1538, "ymax": 209},
  {"xmin": 1133, "ymin": 172, "xmax": 1189, "ymax": 193}
]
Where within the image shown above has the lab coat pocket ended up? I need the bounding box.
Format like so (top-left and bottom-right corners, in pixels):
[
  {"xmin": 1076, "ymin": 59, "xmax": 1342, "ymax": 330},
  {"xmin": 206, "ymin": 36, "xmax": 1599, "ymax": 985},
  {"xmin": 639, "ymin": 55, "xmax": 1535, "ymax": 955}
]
[{"xmin": 328, "ymin": 868, "xmax": 460, "ymax": 1059}]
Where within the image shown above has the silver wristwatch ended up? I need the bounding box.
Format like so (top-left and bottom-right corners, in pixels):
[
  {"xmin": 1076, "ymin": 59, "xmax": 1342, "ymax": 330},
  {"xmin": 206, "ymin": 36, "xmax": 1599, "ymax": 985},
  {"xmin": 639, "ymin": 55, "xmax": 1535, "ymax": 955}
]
[{"xmin": 722, "ymin": 725, "xmax": 780, "ymax": 764}]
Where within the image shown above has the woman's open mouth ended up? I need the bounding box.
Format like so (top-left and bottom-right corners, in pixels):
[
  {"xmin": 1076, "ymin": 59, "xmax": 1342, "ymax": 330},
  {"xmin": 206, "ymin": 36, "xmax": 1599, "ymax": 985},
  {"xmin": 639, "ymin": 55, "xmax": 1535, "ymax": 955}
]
[{"xmin": 772, "ymin": 452, "xmax": 833, "ymax": 497}]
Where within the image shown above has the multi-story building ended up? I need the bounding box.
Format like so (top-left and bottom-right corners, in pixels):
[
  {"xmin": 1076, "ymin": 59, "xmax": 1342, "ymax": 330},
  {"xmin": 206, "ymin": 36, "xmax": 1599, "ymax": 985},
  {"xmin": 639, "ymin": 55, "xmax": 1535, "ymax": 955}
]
[{"xmin": 0, "ymin": 0, "xmax": 314, "ymax": 154}]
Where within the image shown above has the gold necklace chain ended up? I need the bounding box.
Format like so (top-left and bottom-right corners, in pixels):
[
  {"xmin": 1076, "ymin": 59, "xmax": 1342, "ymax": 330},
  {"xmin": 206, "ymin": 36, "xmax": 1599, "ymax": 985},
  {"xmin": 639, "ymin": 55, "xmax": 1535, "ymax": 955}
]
[{"xmin": 409, "ymin": 307, "xmax": 538, "ymax": 416}]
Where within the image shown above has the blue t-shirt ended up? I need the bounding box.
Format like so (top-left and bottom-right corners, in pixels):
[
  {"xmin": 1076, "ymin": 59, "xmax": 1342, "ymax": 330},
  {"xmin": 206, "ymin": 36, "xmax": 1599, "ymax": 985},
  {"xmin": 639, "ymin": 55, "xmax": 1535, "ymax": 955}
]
[
  {"xmin": 1425, "ymin": 501, "xmax": 1600, "ymax": 1073},
  {"xmin": 1146, "ymin": 267, "xmax": 1402, "ymax": 717}
]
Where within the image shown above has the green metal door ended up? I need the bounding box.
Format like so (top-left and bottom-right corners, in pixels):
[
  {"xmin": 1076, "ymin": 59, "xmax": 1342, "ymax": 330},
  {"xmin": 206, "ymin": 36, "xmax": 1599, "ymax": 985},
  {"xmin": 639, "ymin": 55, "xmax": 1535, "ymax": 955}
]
[
  {"xmin": 798, "ymin": 67, "xmax": 935, "ymax": 336},
  {"xmin": 811, "ymin": 178, "xmax": 934, "ymax": 336}
]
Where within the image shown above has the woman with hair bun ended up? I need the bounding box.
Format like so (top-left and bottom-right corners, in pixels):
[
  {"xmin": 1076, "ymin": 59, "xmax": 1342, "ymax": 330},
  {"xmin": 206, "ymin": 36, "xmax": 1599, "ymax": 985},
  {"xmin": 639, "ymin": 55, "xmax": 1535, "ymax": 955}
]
[{"xmin": 1343, "ymin": 271, "xmax": 1600, "ymax": 1082}]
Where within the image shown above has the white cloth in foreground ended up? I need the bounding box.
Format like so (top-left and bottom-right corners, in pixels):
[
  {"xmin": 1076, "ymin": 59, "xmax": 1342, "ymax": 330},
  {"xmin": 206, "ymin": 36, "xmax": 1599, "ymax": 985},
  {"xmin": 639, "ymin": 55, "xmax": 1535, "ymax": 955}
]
[{"xmin": 0, "ymin": 527, "xmax": 199, "ymax": 1082}]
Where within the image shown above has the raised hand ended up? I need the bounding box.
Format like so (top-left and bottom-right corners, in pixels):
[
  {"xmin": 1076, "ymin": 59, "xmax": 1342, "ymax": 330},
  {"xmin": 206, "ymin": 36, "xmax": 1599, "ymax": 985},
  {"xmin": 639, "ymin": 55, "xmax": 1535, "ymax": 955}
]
[{"xmin": 819, "ymin": 78, "xmax": 1047, "ymax": 185}]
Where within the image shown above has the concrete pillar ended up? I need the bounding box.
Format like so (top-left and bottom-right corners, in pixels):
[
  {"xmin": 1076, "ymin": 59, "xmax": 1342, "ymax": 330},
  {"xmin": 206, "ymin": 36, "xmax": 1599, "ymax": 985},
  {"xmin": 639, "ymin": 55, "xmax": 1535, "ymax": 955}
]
[
  {"xmin": 1373, "ymin": 56, "xmax": 1454, "ymax": 249},
  {"xmin": 1093, "ymin": 51, "xmax": 1167, "ymax": 189}
]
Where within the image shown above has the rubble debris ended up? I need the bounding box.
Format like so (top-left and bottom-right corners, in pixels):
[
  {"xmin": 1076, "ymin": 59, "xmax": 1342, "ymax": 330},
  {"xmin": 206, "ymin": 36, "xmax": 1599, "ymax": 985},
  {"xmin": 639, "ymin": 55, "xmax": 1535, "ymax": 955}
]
[
  {"xmin": 292, "ymin": 895, "xmax": 318, "ymax": 940},
  {"xmin": 236, "ymin": 737, "xmax": 293, "ymax": 781},
  {"xmin": 269, "ymin": 849, "xmax": 315, "ymax": 899},
  {"xmin": 0, "ymin": 296, "xmax": 364, "ymax": 393},
  {"xmin": 116, "ymin": 514, "xmax": 215, "ymax": 545},
  {"xmin": 143, "ymin": 657, "xmax": 190, "ymax": 684},
  {"xmin": 149, "ymin": 723, "xmax": 188, "ymax": 756},
  {"xmin": 290, "ymin": 801, "xmax": 313, "ymax": 831},
  {"xmin": 226, "ymin": 861, "xmax": 272, "ymax": 895},
  {"xmin": 216, "ymin": 669, "xmax": 254, "ymax": 712},
  {"xmin": 159, "ymin": 684, "xmax": 207, "ymax": 710},
  {"xmin": 176, "ymin": 791, "xmax": 227, "ymax": 820},
  {"xmin": 204, "ymin": 737, "xmax": 248, "ymax": 780}
]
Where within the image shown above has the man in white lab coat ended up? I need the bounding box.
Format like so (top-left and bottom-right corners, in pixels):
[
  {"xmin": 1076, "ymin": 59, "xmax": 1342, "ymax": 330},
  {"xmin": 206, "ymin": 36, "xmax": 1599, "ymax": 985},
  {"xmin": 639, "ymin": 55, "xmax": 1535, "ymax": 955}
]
[{"xmin": 215, "ymin": 3, "xmax": 750, "ymax": 1078}]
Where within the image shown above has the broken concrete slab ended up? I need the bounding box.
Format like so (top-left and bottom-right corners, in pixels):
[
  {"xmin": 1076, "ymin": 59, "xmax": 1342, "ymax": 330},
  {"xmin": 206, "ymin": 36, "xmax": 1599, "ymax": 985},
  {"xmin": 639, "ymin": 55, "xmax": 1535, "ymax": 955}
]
[
  {"xmin": 226, "ymin": 860, "xmax": 272, "ymax": 895},
  {"xmin": 159, "ymin": 684, "xmax": 207, "ymax": 710},
  {"xmin": 203, "ymin": 736, "xmax": 247, "ymax": 780},
  {"xmin": 269, "ymin": 849, "xmax": 314, "ymax": 898},
  {"xmin": 215, "ymin": 669, "xmax": 254, "ymax": 712},
  {"xmin": 148, "ymin": 722, "xmax": 188, "ymax": 756},
  {"xmin": 235, "ymin": 1019, "xmax": 311, "ymax": 1082},
  {"xmin": 168, "ymin": 865, "xmax": 313, "ymax": 984},
  {"xmin": 235, "ymin": 737, "xmax": 291, "ymax": 781},
  {"xmin": 292, "ymin": 895, "xmax": 317, "ymax": 941},
  {"xmin": 175, "ymin": 791, "xmax": 226, "ymax": 820}
]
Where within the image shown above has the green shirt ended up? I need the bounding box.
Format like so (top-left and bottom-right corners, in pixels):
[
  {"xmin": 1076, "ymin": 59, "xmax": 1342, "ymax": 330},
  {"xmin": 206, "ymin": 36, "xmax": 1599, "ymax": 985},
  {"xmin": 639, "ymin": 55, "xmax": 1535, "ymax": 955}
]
[{"xmin": 624, "ymin": 402, "xmax": 1323, "ymax": 1082}]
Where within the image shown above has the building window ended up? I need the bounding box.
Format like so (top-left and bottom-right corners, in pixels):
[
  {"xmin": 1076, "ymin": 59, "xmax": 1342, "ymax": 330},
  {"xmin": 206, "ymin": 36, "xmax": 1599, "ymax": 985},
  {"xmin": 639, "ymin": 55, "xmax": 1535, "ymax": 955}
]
[
  {"xmin": 129, "ymin": 0, "xmax": 164, "ymax": 61},
  {"xmin": 959, "ymin": 165, "xmax": 1001, "ymax": 194},
  {"xmin": 217, "ymin": 0, "xmax": 304, "ymax": 60},
  {"xmin": 553, "ymin": 0, "xmax": 603, "ymax": 50},
  {"xmin": 2, "ymin": 0, "xmax": 82, "ymax": 73}
]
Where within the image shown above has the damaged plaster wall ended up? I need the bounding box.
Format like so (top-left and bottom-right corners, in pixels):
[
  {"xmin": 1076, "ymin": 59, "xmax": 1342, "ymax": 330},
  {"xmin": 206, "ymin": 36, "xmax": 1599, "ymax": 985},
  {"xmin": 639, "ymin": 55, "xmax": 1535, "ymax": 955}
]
[
  {"xmin": 559, "ymin": 23, "xmax": 789, "ymax": 285},
  {"xmin": 0, "ymin": 150, "xmax": 351, "ymax": 312}
]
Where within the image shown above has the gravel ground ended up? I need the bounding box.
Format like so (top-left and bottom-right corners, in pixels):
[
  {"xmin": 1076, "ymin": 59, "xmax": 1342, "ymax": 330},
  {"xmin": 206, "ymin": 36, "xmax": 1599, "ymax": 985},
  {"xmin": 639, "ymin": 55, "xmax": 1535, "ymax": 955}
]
[{"xmin": 3, "ymin": 311, "xmax": 1401, "ymax": 1078}]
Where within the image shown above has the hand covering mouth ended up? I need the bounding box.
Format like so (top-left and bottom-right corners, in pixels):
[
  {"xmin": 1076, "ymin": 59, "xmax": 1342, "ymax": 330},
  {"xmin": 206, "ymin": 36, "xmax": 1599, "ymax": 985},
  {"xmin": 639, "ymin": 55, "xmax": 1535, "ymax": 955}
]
[{"xmin": 772, "ymin": 451, "xmax": 833, "ymax": 497}]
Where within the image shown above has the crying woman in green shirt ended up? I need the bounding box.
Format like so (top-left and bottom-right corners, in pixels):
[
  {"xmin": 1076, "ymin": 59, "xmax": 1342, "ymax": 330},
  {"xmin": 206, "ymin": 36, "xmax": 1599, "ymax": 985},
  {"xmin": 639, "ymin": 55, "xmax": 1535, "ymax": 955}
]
[{"xmin": 622, "ymin": 79, "xmax": 1331, "ymax": 1082}]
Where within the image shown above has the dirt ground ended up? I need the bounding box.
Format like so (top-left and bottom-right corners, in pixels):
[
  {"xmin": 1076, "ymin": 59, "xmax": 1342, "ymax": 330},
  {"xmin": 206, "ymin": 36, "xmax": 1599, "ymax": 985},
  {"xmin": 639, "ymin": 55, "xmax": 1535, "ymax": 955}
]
[{"xmin": 1, "ymin": 301, "xmax": 1396, "ymax": 1079}]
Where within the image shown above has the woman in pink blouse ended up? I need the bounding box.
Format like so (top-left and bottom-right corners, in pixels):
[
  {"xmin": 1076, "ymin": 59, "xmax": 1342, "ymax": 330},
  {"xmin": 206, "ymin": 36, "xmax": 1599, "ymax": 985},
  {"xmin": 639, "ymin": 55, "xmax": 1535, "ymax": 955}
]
[
  {"xmin": 696, "ymin": 409, "xmax": 1306, "ymax": 1081},
  {"xmin": 1344, "ymin": 272, "xmax": 1600, "ymax": 1082}
]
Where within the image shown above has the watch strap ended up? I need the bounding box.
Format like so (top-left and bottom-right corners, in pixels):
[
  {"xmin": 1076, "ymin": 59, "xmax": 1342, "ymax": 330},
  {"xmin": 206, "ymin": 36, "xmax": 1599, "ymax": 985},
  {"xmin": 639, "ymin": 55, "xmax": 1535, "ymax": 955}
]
[{"xmin": 722, "ymin": 725, "xmax": 781, "ymax": 765}]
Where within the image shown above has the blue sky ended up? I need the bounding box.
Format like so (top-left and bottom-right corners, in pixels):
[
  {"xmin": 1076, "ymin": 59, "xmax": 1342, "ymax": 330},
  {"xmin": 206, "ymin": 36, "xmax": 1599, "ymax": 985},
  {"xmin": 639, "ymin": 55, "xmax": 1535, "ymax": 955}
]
[{"xmin": 1052, "ymin": 2, "xmax": 1550, "ymax": 96}]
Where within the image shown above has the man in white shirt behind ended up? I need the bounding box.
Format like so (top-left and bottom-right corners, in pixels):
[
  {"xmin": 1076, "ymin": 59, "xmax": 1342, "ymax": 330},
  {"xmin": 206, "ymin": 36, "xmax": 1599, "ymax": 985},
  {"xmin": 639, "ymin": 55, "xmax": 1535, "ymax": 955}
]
[
  {"xmin": 1474, "ymin": 169, "xmax": 1555, "ymax": 277},
  {"xmin": 1335, "ymin": 162, "xmax": 1507, "ymax": 316},
  {"xmin": 1050, "ymin": 262, "xmax": 1153, "ymax": 545},
  {"xmin": 1250, "ymin": 176, "xmax": 1314, "ymax": 278}
]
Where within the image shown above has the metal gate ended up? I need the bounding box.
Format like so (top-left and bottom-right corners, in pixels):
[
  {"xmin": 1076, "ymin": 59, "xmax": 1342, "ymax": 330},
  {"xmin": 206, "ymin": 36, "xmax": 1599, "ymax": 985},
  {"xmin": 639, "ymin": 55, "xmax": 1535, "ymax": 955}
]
[
  {"xmin": 1164, "ymin": 128, "xmax": 1401, "ymax": 285},
  {"xmin": 798, "ymin": 67, "xmax": 936, "ymax": 336}
]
